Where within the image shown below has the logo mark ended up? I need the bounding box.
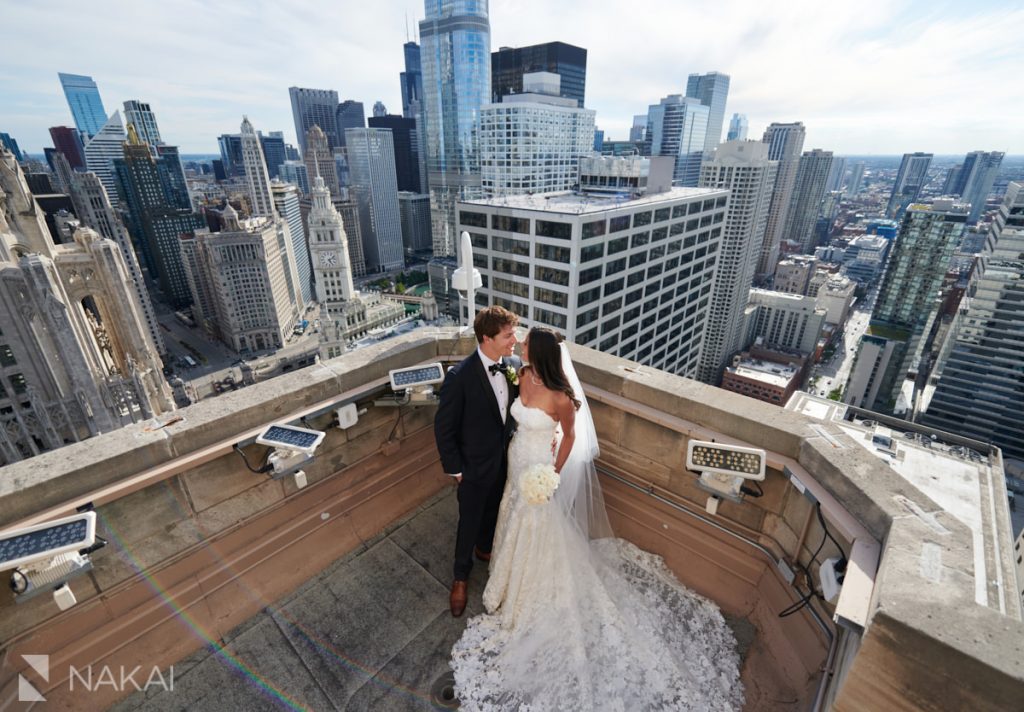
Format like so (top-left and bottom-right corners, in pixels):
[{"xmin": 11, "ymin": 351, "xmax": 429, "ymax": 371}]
[{"xmin": 19, "ymin": 654, "xmax": 49, "ymax": 702}]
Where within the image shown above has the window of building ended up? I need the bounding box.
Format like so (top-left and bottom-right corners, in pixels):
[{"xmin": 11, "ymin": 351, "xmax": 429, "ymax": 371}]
[
  {"xmin": 603, "ymin": 278, "xmax": 624, "ymax": 296},
  {"xmin": 631, "ymin": 232, "xmax": 650, "ymax": 248},
  {"xmin": 493, "ymin": 257, "xmax": 528, "ymax": 277},
  {"xmin": 577, "ymin": 308, "xmax": 599, "ymax": 329},
  {"xmin": 608, "ymin": 237, "xmax": 628, "ymax": 254},
  {"xmin": 536, "ymin": 220, "xmax": 572, "ymax": 239},
  {"xmin": 535, "ymin": 265, "xmax": 570, "ymax": 286},
  {"xmin": 581, "ymin": 243, "xmax": 605, "ymax": 262},
  {"xmin": 654, "ymin": 207, "xmax": 671, "ymax": 222},
  {"xmin": 492, "ymin": 276, "xmax": 529, "ymax": 298},
  {"xmin": 535, "ymin": 287, "xmax": 568, "ymax": 308},
  {"xmin": 534, "ymin": 307, "xmax": 567, "ymax": 329},
  {"xmin": 0, "ymin": 345, "xmax": 16, "ymax": 367},
  {"xmin": 633, "ymin": 211, "xmax": 652, "ymax": 227},
  {"xmin": 492, "ymin": 215, "xmax": 531, "ymax": 234},
  {"xmin": 579, "ymin": 266, "xmax": 602, "ymax": 285},
  {"xmin": 609, "ymin": 215, "xmax": 631, "ymax": 233},
  {"xmin": 493, "ymin": 296, "xmax": 528, "ymax": 317},
  {"xmin": 582, "ymin": 219, "xmax": 606, "ymax": 239},
  {"xmin": 469, "ymin": 232, "xmax": 488, "ymax": 249},
  {"xmin": 578, "ymin": 286, "xmax": 601, "ymax": 306},
  {"xmin": 459, "ymin": 210, "xmax": 487, "ymax": 228},
  {"xmin": 536, "ymin": 243, "xmax": 571, "ymax": 263}
]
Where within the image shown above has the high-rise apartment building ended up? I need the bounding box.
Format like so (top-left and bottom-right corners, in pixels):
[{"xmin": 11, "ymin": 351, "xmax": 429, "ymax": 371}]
[
  {"xmin": 401, "ymin": 42, "xmax": 424, "ymax": 118},
  {"xmin": 398, "ymin": 192, "xmax": 432, "ymax": 256},
  {"xmin": 420, "ymin": 0, "xmax": 491, "ymax": 257},
  {"xmin": 115, "ymin": 126, "xmax": 204, "ymax": 308},
  {"xmin": 303, "ymin": 125, "xmax": 341, "ymax": 197},
  {"xmin": 0, "ymin": 146, "xmax": 173, "ymax": 464},
  {"xmin": 345, "ymin": 128, "xmax": 404, "ymax": 273},
  {"xmin": 846, "ymin": 161, "xmax": 865, "ymax": 195},
  {"xmin": 272, "ymin": 180, "xmax": 313, "ymax": 304},
  {"xmin": 920, "ymin": 183, "xmax": 1024, "ymax": 458},
  {"xmin": 58, "ymin": 72, "xmax": 108, "ymax": 138},
  {"xmin": 958, "ymin": 151, "xmax": 1004, "ymax": 223},
  {"xmin": 826, "ymin": 157, "xmax": 847, "ymax": 193},
  {"xmin": 726, "ymin": 113, "xmax": 748, "ymax": 141},
  {"xmin": 458, "ymin": 159, "xmax": 729, "ymax": 378},
  {"xmin": 289, "ymin": 87, "xmax": 340, "ymax": 154},
  {"xmin": 368, "ymin": 115, "xmax": 423, "ymax": 193},
  {"xmin": 122, "ymin": 100, "xmax": 162, "ymax": 146},
  {"xmin": 685, "ymin": 72, "xmax": 730, "ymax": 153},
  {"xmin": 695, "ymin": 140, "xmax": 777, "ymax": 384},
  {"xmin": 49, "ymin": 126, "xmax": 86, "ymax": 169},
  {"xmin": 479, "ymin": 73, "xmax": 595, "ymax": 197},
  {"xmin": 783, "ymin": 148, "xmax": 833, "ymax": 254},
  {"xmin": 844, "ymin": 199, "xmax": 967, "ymax": 413},
  {"xmin": 181, "ymin": 206, "xmax": 302, "ymax": 353},
  {"xmin": 644, "ymin": 95, "xmax": 709, "ymax": 187},
  {"xmin": 491, "ymin": 41, "xmax": 587, "ymax": 107},
  {"xmin": 83, "ymin": 111, "xmax": 127, "ymax": 203},
  {"xmin": 745, "ymin": 289, "xmax": 827, "ymax": 354},
  {"xmin": 887, "ymin": 152, "xmax": 933, "ymax": 218},
  {"xmin": 757, "ymin": 122, "xmax": 806, "ymax": 281}
]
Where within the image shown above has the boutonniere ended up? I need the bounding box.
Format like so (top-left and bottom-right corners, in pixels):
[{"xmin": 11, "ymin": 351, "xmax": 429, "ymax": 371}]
[{"xmin": 502, "ymin": 364, "xmax": 518, "ymax": 387}]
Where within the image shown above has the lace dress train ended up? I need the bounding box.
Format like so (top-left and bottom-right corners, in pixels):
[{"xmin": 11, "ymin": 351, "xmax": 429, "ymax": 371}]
[{"xmin": 451, "ymin": 401, "xmax": 744, "ymax": 711}]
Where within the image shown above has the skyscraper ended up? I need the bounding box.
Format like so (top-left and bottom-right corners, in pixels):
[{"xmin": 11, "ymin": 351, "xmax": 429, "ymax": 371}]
[
  {"xmin": 49, "ymin": 126, "xmax": 86, "ymax": 169},
  {"xmin": 58, "ymin": 72, "xmax": 108, "ymax": 138},
  {"xmin": 0, "ymin": 133, "xmax": 22, "ymax": 161},
  {"xmin": 685, "ymin": 71, "xmax": 730, "ymax": 153},
  {"xmin": 83, "ymin": 111, "xmax": 127, "ymax": 202},
  {"xmin": 643, "ymin": 95, "xmax": 709, "ymax": 186},
  {"xmin": 479, "ymin": 73, "xmax": 595, "ymax": 197},
  {"xmin": 491, "ymin": 42, "xmax": 587, "ymax": 107},
  {"xmin": 373, "ymin": 101, "xmax": 387, "ymax": 118},
  {"xmin": 114, "ymin": 125, "xmax": 204, "ymax": 308},
  {"xmin": 844, "ymin": 199, "xmax": 967, "ymax": 413},
  {"xmin": 846, "ymin": 161, "xmax": 865, "ymax": 195},
  {"xmin": 920, "ymin": 183, "xmax": 1024, "ymax": 458},
  {"xmin": 629, "ymin": 115, "xmax": 647, "ymax": 143},
  {"xmin": 826, "ymin": 156, "xmax": 847, "ymax": 193},
  {"xmin": 289, "ymin": 87, "xmax": 340, "ymax": 154},
  {"xmin": 278, "ymin": 160, "xmax": 310, "ymax": 195},
  {"xmin": 303, "ymin": 125, "xmax": 341, "ymax": 197},
  {"xmin": 957, "ymin": 151, "xmax": 1004, "ymax": 223},
  {"xmin": 696, "ymin": 140, "xmax": 778, "ymax": 384},
  {"xmin": 345, "ymin": 128, "xmax": 404, "ymax": 273},
  {"xmin": 783, "ymin": 148, "xmax": 833, "ymax": 254},
  {"xmin": 398, "ymin": 192, "xmax": 432, "ymax": 256},
  {"xmin": 757, "ymin": 122, "xmax": 806, "ymax": 280},
  {"xmin": 122, "ymin": 100, "xmax": 162, "ymax": 146},
  {"xmin": 400, "ymin": 41, "xmax": 424, "ymax": 118},
  {"xmin": 420, "ymin": 0, "xmax": 492, "ymax": 256},
  {"xmin": 887, "ymin": 152, "xmax": 933, "ymax": 218},
  {"xmin": 240, "ymin": 117, "xmax": 275, "ymax": 217},
  {"xmin": 272, "ymin": 181, "xmax": 313, "ymax": 304},
  {"xmin": 334, "ymin": 100, "xmax": 366, "ymax": 148},
  {"xmin": 217, "ymin": 133, "xmax": 244, "ymax": 177},
  {"xmin": 368, "ymin": 115, "xmax": 423, "ymax": 193},
  {"xmin": 260, "ymin": 131, "xmax": 287, "ymax": 179},
  {"xmin": 726, "ymin": 113, "xmax": 748, "ymax": 141}
]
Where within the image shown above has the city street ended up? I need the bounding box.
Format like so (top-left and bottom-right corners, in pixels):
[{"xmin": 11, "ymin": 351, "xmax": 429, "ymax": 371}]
[{"xmin": 808, "ymin": 287, "xmax": 877, "ymax": 398}]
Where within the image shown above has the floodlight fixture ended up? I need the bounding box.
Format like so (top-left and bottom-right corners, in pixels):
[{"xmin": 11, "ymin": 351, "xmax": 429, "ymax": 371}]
[
  {"xmin": 686, "ymin": 440, "xmax": 767, "ymax": 512},
  {"xmin": 255, "ymin": 423, "xmax": 325, "ymax": 456},
  {"xmin": 389, "ymin": 364, "xmax": 444, "ymax": 391}
]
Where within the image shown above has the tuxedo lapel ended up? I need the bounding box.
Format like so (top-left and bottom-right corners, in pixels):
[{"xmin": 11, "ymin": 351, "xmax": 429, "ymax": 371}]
[{"xmin": 473, "ymin": 352, "xmax": 503, "ymax": 425}]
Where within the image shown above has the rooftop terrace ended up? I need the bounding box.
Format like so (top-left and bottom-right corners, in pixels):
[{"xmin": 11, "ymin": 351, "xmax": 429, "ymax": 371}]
[{"xmin": 1, "ymin": 330, "xmax": 1022, "ymax": 711}]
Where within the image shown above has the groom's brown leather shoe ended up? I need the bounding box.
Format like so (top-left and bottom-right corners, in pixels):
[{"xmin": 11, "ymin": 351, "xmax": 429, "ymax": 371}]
[
  {"xmin": 450, "ymin": 580, "xmax": 468, "ymax": 617},
  {"xmin": 474, "ymin": 546, "xmax": 491, "ymax": 562}
]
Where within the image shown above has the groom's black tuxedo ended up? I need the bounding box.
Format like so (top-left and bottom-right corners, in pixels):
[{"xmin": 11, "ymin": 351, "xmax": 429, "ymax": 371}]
[{"xmin": 435, "ymin": 350, "xmax": 521, "ymax": 580}]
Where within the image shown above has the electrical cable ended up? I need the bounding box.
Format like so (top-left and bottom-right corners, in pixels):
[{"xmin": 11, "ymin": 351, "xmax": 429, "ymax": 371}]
[{"xmin": 233, "ymin": 444, "xmax": 273, "ymax": 474}]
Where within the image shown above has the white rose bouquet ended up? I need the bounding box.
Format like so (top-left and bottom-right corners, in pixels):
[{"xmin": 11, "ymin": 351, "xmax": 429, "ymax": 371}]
[{"xmin": 520, "ymin": 463, "xmax": 559, "ymax": 505}]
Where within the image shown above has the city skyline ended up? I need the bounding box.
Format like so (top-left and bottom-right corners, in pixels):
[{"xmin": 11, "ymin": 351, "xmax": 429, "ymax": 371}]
[{"xmin": 1, "ymin": 0, "xmax": 1021, "ymax": 156}]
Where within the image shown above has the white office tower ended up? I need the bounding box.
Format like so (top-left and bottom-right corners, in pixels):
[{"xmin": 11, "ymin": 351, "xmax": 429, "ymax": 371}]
[
  {"xmin": 726, "ymin": 113, "xmax": 748, "ymax": 141},
  {"xmin": 921, "ymin": 183, "xmax": 1024, "ymax": 458},
  {"xmin": 458, "ymin": 156, "xmax": 729, "ymax": 378},
  {"xmin": 644, "ymin": 95, "xmax": 710, "ymax": 186},
  {"xmin": 240, "ymin": 116, "xmax": 275, "ymax": 217},
  {"xmin": 783, "ymin": 149, "xmax": 834, "ymax": 254},
  {"xmin": 345, "ymin": 128, "xmax": 404, "ymax": 273},
  {"xmin": 83, "ymin": 111, "xmax": 126, "ymax": 203},
  {"xmin": 0, "ymin": 147, "xmax": 173, "ymax": 464},
  {"xmin": 685, "ymin": 71, "xmax": 730, "ymax": 152},
  {"xmin": 303, "ymin": 125, "xmax": 341, "ymax": 197},
  {"xmin": 68, "ymin": 171, "xmax": 164, "ymax": 353},
  {"xmin": 695, "ymin": 141, "xmax": 778, "ymax": 384},
  {"xmin": 887, "ymin": 152, "xmax": 933, "ymax": 218},
  {"xmin": 180, "ymin": 205, "xmax": 302, "ymax": 353},
  {"xmin": 419, "ymin": 0, "xmax": 491, "ymax": 257},
  {"xmin": 745, "ymin": 289, "xmax": 827, "ymax": 355},
  {"xmin": 757, "ymin": 122, "xmax": 806, "ymax": 281},
  {"xmin": 122, "ymin": 100, "xmax": 162, "ymax": 147},
  {"xmin": 307, "ymin": 174, "xmax": 405, "ymax": 360},
  {"xmin": 271, "ymin": 181, "xmax": 313, "ymax": 304},
  {"xmin": 479, "ymin": 73, "xmax": 596, "ymax": 197}
]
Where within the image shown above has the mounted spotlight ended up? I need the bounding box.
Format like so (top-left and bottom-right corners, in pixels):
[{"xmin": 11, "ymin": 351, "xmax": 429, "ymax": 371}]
[
  {"xmin": 686, "ymin": 440, "xmax": 766, "ymax": 514},
  {"xmin": 375, "ymin": 363, "xmax": 445, "ymax": 407}
]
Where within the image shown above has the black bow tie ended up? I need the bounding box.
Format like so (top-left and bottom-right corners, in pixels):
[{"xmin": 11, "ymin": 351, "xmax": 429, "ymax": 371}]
[{"xmin": 488, "ymin": 362, "xmax": 504, "ymax": 377}]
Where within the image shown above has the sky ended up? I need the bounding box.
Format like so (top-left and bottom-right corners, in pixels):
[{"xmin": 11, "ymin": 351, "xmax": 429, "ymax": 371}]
[{"xmin": 1, "ymin": 0, "xmax": 1022, "ymax": 156}]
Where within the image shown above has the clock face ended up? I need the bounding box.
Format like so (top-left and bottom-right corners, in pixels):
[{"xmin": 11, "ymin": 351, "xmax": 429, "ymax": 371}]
[{"xmin": 319, "ymin": 251, "xmax": 339, "ymax": 267}]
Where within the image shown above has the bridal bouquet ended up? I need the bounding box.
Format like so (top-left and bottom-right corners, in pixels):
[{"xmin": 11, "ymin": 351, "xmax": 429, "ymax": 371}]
[{"xmin": 520, "ymin": 463, "xmax": 559, "ymax": 505}]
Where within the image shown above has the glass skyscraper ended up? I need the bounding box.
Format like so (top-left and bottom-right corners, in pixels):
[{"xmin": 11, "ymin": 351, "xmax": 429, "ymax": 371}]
[
  {"xmin": 491, "ymin": 41, "xmax": 587, "ymax": 107},
  {"xmin": 643, "ymin": 95, "xmax": 709, "ymax": 187},
  {"xmin": 289, "ymin": 87, "xmax": 340, "ymax": 155},
  {"xmin": 58, "ymin": 72, "xmax": 108, "ymax": 138},
  {"xmin": 400, "ymin": 42, "xmax": 424, "ymax": 118},
  {"xmin": 419, "ymin": 0, "xmax": 491, "ymax": 257},
  {"xmin": 685, "ymin": 72, "xmax": 730, "ymax": 153},
  {"xmin": 887, "ymin": 152, "xmax": 933, "ymax": 219}
]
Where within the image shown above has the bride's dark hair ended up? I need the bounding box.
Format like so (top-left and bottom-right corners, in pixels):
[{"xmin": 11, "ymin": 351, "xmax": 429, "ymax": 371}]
[{"xmin": 527, "ymin": 328, "xmax": 580, "ymax": 410}]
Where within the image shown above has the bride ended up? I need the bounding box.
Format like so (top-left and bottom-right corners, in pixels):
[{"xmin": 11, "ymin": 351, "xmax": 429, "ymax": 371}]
[{"xmin": 451, "ymin": 327, "xmax": 745, "ymax": 711}]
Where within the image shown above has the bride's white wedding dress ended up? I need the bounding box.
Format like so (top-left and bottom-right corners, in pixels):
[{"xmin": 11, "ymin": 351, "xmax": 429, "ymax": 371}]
[{"xmin": 451, "ymin": 399, "xmax": 744, "ymax": 711}]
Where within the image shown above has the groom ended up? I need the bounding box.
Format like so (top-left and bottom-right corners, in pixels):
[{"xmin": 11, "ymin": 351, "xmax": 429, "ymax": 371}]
[{"xmin": 434, "ymin": 306, "xmax": 520, "ymax": 617}]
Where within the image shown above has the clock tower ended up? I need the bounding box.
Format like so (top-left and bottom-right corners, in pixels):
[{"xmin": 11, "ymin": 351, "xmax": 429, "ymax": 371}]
[{"xmin": 308, "ymin": 173, "xmax": 354, "ymax": 304}]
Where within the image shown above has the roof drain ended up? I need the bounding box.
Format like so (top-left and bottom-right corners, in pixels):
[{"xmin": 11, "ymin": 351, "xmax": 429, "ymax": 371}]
[{"xmin": 431, "ymin": 671, "xmax": 460, "ymax": 709}]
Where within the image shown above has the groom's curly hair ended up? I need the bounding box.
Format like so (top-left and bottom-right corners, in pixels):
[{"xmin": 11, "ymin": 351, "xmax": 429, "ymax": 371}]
[
  {"xmin": 474, "ymin": 305, "xmax": 519, "ymax": 343},
  {"xmin": 527, "ymin": 328, "xmax": 580, "ymax": 410}
]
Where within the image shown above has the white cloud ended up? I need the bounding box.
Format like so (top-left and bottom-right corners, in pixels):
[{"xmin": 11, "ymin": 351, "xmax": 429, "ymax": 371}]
[{"xmin": 1, "ymin": 0, "xmax": 1020, "ymax": 154}]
